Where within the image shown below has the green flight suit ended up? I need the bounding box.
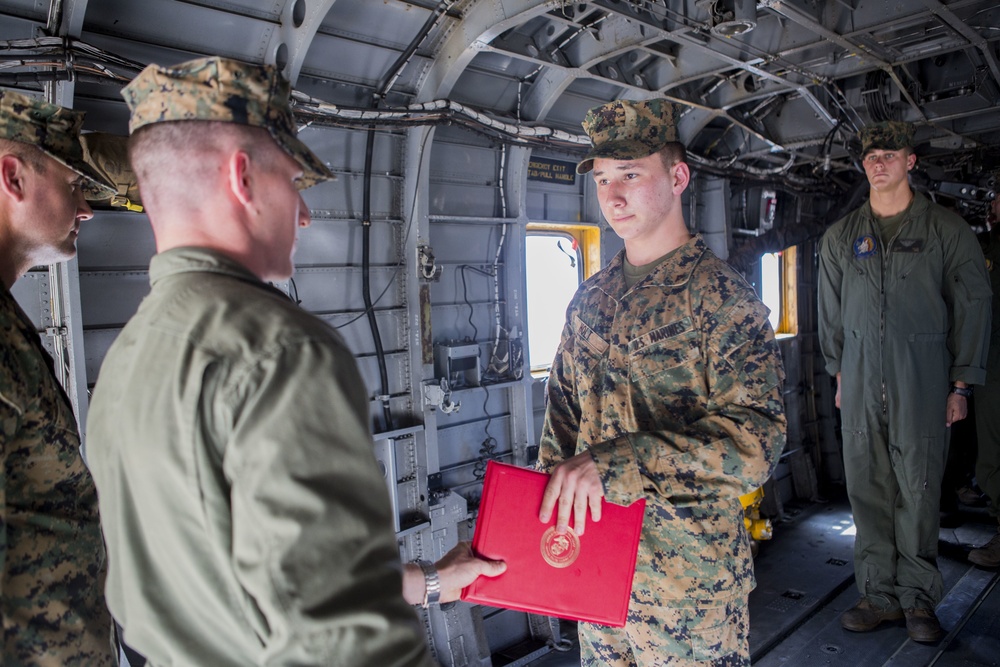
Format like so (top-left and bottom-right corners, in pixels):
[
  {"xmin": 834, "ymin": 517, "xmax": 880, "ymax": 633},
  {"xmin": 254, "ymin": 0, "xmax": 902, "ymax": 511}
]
[
  {"xmin": 87, "ymin": 248, "xmax": 434, "ymax": 667},
  {"xmin": 974, "ymin": 231, "xmax": 1000, "ymax": 524},
  {"xmin": 1, "ymin": 285, "xmax": 115, "ymax": 665},
  {"xmin": 818, "ymin": 191, "xmax": 991, "ymax": 610},
  {"xmin": 538, "ymin": 236, "xmax": 786, "ymax": 665}
]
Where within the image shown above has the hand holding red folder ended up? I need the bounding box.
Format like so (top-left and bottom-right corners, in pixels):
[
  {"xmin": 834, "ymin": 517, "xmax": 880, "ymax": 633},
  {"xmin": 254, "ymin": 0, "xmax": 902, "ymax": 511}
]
[
  {"xmin": 461, "ymin": 461, "xmax": 646, "ymax": 627},
  {"xmin": 538, "ymin": 449, "xmax": 606, "ymax": 536}
]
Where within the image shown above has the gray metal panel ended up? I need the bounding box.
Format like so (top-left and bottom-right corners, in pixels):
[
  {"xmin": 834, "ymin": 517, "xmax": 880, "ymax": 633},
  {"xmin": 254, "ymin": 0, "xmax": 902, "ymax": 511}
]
[
  {"xmin": 78, "ymin": 270, "xmax": 150, "ymax": 328},
  {"xmin": 77, "ymin": 212, "xmax": 156, "ymax": 270},
  {"xmin": 82, "ymin": 327, "xmax": 118, "ymax": 383},
  {"xmin": 291, "ymin": 265, "xmax": 403, "ymax": 314},
  {"xmin": 295, "ymin": 218, "xmax": 399, "ymax": 266},
  {"xmin": 82, "ymin": 0, "xmax": 276, "ymax": 64},
  {"xmin": 316, "ymin": 309, "xmax": 408, "ymax": 357},
  {"xmin": 9, "ymin": 270, "xmax": 46, "ymax": 327}
]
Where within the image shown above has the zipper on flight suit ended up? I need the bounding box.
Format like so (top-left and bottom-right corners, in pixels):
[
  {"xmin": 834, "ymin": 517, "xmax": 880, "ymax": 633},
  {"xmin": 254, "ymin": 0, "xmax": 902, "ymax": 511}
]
[{"xmin": 877, "ymin": 213, "xmax": 912, "ymax": 417}]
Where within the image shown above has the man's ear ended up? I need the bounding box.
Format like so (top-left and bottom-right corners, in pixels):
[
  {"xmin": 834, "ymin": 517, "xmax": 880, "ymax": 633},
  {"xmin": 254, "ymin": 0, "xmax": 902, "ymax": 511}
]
[
  {"xmin": 672, "ymin": 161, "xmax": 691, "ymax": 194},
  {"xmin": 0, "ymin": 154, "xmax": 27, "ymax": 202},
  {"xmin": 227, "ymin": 150, "xmax": 253, "ymax": 207},
  {"xmin": 906, "ymin": 152, "xmax": 917, "ymax": 171}
]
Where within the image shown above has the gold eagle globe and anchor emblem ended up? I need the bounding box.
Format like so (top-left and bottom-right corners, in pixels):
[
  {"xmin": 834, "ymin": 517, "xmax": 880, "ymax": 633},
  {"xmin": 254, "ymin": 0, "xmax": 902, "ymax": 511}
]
[{"xmin": 540, "ymin": 526, "xmax": 581, "ymax": 568}]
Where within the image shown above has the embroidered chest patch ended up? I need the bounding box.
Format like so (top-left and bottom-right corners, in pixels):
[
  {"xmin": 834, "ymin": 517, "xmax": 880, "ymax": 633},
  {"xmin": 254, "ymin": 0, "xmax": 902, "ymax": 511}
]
[
  {"xmin": 853, "ymin": 235, "xmax": 878, "ymax": 258},
  {"xmin": 891, "ymin": 238, "xmax": 924, "ymax": 253}
]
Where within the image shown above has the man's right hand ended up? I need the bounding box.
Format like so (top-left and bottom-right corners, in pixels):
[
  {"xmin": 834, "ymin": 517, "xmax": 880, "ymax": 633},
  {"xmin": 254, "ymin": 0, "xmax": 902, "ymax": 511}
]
[
  {"xmin": 836, "ymin": 372, "xmax": 841, "ymax": 409},
  {"xmin": 538, "ymin": 451, "xmax": 604, "ymax": 536}
]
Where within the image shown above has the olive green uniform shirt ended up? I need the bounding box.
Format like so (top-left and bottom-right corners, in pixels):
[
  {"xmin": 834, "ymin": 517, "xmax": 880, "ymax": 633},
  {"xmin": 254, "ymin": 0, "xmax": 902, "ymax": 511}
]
[
  {"xmin": 87, "ymin": 248, "xmax": 432, "ymax": 667},
  {"xmin": 1, "ymin": 285, "xmax": 114, "ymax": 666}
]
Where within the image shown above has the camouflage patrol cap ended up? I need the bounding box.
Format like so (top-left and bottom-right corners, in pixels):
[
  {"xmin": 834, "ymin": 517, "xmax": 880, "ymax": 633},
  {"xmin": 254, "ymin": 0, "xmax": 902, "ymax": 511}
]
[
  {"xmin": 859, "ymin": 121, "xmax": 915, "ymax": 155},
  {"xmin": 0, "ymin": 89, "xmax": 115, "ymax": 199},
  {"xmin": 577, "ymin": 99, "xmax": 680, "ymax": 175},
  {"xmin": 121, "ymin": 56, "xmax": 334, "ymax": 188}
]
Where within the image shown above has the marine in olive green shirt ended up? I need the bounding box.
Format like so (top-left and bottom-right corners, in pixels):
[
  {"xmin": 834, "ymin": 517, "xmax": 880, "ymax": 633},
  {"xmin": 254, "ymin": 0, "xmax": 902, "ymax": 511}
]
[{"xmin": 87, "ymin": 248, "xmax": 433, "ymax": 667}]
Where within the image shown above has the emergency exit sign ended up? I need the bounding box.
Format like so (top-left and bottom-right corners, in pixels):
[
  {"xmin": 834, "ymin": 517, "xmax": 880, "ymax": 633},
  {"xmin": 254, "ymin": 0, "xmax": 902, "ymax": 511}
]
[{"xmin": 528, "ymin": 158, "xmax": 577, "ymax": 184}]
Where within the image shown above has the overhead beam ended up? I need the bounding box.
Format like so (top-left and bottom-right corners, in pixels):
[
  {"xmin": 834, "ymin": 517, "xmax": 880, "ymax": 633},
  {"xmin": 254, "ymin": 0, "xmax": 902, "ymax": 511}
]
[
  {"xmin": 758, "ymin": 0, "xmax": 926, "ymax": 121},
  {"xmin": 265, "ymin": 0, "xmax": 338, "ymax": 85},
  {"xmin": 920, "ymin": 0, "xmax": 1000, "ymax": 91}
]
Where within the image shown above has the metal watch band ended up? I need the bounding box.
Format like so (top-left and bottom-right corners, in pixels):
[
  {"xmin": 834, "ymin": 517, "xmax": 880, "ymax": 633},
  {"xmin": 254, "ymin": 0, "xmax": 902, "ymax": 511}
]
[
  {"xmin": 415, "ymin": 559, "xmax": 441, "ymax": 608},
  {"xmin": 950, "ymin": 385, "xmax": 973, "ymax": 398}
]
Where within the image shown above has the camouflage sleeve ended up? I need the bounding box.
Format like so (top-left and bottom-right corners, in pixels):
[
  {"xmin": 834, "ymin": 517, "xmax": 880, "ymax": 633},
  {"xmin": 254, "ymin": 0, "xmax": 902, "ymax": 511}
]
[
  {"xmin": 591, "ymin": 294, "xmax": 786, "ymax": 505},
  {"xmin": 536, "ymin": 313, "xmax": 583, "ymax": 473},
  {"xmin": 941, "ymin": 219, "xmax": 992, "ymax": 385},
  {"xmin": 817, "ymin": 226, "xmax": 846, "ymax": 377},
  {"xmin": 2, "ymin": 380, "xmax": 24, "ymax": 594}
]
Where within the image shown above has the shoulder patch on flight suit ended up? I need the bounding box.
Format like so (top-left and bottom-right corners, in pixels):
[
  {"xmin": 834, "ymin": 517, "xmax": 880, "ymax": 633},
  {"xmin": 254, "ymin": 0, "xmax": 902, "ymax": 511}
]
[
  {"xmin": 891, "ymin": 238, "xmax": 924, "ymax": 253},
  {"xmin": 853, "ymin": 235, "xmax": 878, "ymax": 258},
  {"xmin": 986, "ymin": 258, "xmax": 993, "ymax": 272}
]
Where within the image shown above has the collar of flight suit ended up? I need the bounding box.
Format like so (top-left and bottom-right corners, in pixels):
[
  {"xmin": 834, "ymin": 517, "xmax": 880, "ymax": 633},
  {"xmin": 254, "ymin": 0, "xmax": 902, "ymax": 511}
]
[
  {"xmin": 148, "ymin": 246, "xmax": 280, "ymax": 296},
  {"xmin": 858, "ymin": 188, "xmax": 930, "ymax": 225}
]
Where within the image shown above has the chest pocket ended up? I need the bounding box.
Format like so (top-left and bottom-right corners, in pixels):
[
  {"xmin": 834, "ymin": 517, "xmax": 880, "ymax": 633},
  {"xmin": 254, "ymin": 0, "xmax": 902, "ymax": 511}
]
[
  {"xmin": 573, "ymin": 314, "xmax": 609, "ymax": 358},
  {"xmin": 629, "ymin": 317, "xmax": 702, "ymax": 381}
]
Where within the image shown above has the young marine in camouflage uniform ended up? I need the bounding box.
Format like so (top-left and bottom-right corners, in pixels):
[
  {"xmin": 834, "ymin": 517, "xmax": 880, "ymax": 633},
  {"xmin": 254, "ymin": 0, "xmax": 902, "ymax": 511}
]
[
  {"xmin": 0, "ymin": 91, "xmax": 116, "ymax": 665},
  {"xmin": 536, "ymin": 99, "xmax": 787, "ymax": 666},
  {"xmin": 969, "ymin": 167, "xmax": 1000, "ymax": 568},
  {"xmin": 85, "ymin": 56, "xmax": 503, "ymax": 667},
  {"xmin": 818, "ymin": 121, "xmax": 991, "ymax": 642}
]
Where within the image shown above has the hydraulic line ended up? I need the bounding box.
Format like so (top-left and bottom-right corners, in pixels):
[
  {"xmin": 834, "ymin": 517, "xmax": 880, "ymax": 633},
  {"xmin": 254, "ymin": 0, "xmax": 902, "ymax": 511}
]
[{"xmin": 361, "ymin": 0, "xmax": 453, "ymax": 431}]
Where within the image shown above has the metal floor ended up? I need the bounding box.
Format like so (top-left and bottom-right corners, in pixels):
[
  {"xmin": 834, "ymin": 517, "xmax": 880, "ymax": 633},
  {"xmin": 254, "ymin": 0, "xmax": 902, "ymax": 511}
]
[{"xmin": 517, "ymin": 493, "xmax": 1000, "ymax": 667}]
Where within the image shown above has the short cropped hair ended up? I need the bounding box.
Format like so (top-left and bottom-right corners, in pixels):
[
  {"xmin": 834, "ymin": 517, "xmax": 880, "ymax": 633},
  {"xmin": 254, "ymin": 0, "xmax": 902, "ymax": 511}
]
[
  {"xmin": 659, "ymin": 142, "xmax": 686, "ymax": 170},
  {"xmin": 0, "ymin": 138, "xmax": 49, "ymax": 173},
  {"xmin": 128, "ymin": 121, "xmax": 285, "ymax": 210}
]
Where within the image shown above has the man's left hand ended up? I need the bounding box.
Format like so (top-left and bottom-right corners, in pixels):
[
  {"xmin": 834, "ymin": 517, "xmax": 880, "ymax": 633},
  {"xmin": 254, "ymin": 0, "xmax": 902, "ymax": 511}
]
[
  {"xmin": 436, "ymin": 541, "xmax": 506, "ymax": 603},
  {"xmin": 946, "ymin": 393, "xmax": 968, "ymax": 426},
  {"xmin": 538, "ymin": 451, "xmax": 604, "ymax": 536}
]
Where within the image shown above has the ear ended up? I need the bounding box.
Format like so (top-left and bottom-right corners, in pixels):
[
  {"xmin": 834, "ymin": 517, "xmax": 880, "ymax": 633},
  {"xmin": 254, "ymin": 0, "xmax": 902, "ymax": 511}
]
[
  {"xmin": 0, "ymin": 154, "xmax": 28, "ymax": 203},
  {"xmin": 226, "ymin": 150, "xmax": 254, "ymax": 208},
  {"xmin": 671, "ymin": 161, "xmax": 691, "ymax": 194},
  {"xmin": 906, "ymin": 152, "xmax": 917, "ymax": 171}
]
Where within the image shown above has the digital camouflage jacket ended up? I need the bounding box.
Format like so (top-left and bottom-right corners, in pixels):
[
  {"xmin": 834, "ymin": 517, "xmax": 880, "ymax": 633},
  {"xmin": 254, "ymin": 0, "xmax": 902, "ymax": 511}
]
[
  {"xmin": 0, "ymin": 284, "xmax": 114, "ymax": 666},
  {"xmin": 538, "ymin": 236, "xmax": 787, "ymax": 607}
]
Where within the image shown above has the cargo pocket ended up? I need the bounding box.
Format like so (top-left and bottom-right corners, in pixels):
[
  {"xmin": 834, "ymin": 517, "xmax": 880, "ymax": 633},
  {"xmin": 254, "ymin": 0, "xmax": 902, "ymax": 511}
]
[
  {"xmin": 899, "ymin": 434, "xmax": 946, "ymax": 497},
  {"xmin": 679, "ymin": 603, "xmax": 745, "ymax": 662}
]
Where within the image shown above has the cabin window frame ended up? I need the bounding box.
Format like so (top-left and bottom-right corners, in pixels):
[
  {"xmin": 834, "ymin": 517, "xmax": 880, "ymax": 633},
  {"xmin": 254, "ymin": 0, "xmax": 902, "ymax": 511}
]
[{"xmin": 525, "ymin": 222, "xmax": 602, "ymax": 374}]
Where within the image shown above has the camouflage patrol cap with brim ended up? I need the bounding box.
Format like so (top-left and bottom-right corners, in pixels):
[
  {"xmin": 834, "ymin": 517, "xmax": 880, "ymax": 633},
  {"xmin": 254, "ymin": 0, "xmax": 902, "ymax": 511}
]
[
  {"xmin": 859, "ymin": 121, "xmax": 915, "ymax": 155},
  {"xmin": 0, "ymin": 89, "xmax": 116, "ymax": 199},
  {"xmin": 121, "ymin": 56, "xmax": 335, "ymax": 189},
  {"xmin": 577, "ymin": 99, "xmax": 680, "ymax": 175}
]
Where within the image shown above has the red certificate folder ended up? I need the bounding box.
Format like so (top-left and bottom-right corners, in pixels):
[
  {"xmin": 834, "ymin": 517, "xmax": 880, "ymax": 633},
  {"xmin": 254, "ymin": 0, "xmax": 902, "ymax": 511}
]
[{"xmin": 461, "ymin": 460, "xmax": 646, "ymax": 627}]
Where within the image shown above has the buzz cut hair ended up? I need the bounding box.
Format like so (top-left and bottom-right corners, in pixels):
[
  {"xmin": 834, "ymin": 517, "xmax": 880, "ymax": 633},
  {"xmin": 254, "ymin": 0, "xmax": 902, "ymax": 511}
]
[{"xmin": 659, "ymin": 142, "xmax": 686, "ymax": 169}]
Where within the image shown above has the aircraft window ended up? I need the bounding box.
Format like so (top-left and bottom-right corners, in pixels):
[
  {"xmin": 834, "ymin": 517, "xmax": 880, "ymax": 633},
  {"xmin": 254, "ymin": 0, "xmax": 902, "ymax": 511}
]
[
  {"xmin": 760, "ymin": 246, "xmax": 799, "ymax": 336},
  {"xmin": 525, "ymin": 232, "xmax": 584, "ymax": 371}
]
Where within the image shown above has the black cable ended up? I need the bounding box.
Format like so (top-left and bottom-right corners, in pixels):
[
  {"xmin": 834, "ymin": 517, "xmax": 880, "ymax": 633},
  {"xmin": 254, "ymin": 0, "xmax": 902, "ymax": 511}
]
[{"xmin": 459, "ymin": 264, "xmax": 495, "ymax": 345}]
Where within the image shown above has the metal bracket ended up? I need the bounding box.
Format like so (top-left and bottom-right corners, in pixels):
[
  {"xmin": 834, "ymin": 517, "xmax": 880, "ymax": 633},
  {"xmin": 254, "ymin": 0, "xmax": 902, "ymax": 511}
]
[
  {"xmin": 45, "ymin": 325, "xmax": 68, "ymax": 340},
  {"xmin": 418, "ymin": 244, "xmax": 443, "ymax": 282},
  {"xmin": 423, "ymin": 378, "xmax": 460, "ymax": 413}
]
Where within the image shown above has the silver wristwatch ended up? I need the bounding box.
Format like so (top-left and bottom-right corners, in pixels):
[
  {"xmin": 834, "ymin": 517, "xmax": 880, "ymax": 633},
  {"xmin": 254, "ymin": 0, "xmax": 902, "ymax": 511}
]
[{"xmin": 415, "ymin": 559, "xmax": 441, "ymax": 608}]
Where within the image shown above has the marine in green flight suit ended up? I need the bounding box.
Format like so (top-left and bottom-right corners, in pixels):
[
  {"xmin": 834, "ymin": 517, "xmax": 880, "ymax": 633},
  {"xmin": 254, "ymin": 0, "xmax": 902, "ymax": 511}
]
[{"xmin": 818, "ymin": 121, "xmax": 991, "ymax": 643}]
